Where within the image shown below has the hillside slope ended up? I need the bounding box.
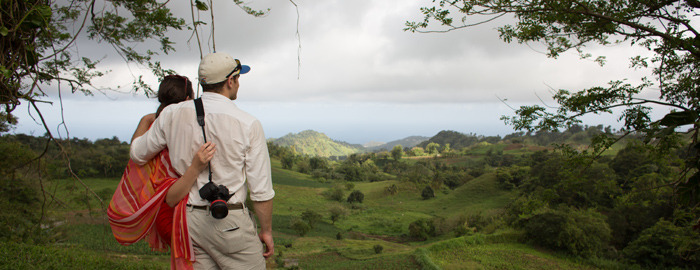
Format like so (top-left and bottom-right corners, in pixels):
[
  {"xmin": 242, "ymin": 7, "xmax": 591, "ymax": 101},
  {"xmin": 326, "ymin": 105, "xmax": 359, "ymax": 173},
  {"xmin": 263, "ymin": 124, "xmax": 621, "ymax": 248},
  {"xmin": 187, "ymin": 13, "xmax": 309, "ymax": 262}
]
[{"xmin": 270, "ymin": 130, "xmax": 363, "ymax": 157}]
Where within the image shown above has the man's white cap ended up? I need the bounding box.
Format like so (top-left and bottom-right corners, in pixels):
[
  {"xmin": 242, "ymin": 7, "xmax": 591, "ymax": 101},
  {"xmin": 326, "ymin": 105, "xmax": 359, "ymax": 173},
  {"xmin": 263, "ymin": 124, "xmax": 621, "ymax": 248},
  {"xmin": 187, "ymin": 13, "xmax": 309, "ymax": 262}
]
[{"xmin": 198, "ymin": 52, "xmax": 250, "ymax": 85}]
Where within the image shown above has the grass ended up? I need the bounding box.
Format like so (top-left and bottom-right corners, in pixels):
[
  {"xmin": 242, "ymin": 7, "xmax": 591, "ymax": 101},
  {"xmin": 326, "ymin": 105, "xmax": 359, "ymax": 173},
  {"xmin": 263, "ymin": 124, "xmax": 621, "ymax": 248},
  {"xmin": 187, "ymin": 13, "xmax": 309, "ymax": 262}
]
[
  {"xmin": 426, "ymin": 235, "xmax": 595, "ymax": 270},
  {"xmin": 0, "ymin": 240, "xmax": 169, "ymax": 270},
  {"xmin": 295, "ymin": 251, "xmax": 420, "ymax": 270}
]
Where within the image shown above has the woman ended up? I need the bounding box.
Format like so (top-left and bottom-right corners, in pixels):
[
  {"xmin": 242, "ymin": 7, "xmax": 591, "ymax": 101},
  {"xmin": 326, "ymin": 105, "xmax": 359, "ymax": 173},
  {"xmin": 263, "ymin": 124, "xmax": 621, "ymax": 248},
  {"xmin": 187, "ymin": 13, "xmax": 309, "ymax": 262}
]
[{"xmin": 108, "ymin": 75, "xmax": 212, "ymax": 269}]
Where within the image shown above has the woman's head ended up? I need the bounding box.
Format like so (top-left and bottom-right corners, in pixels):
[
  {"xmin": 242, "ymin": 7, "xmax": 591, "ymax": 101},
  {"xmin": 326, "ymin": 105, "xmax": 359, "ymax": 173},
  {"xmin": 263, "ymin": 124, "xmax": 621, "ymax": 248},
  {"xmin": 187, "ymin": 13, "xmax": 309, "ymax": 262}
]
[{"xmin": 156, "ymin": 75, "xmax": 194, "ymax": 117}]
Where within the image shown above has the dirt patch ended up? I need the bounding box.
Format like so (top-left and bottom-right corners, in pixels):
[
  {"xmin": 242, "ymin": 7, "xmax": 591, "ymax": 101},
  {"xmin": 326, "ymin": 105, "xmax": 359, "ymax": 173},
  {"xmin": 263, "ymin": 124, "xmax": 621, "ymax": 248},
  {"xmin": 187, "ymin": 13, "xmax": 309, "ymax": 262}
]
[
  {"xmin": 504, "ymin": 143, "xmax": 524, "ymax": 151},
  {"xmin": 348, "ymin": 231, "xmax": 409, "ymax": 244}
]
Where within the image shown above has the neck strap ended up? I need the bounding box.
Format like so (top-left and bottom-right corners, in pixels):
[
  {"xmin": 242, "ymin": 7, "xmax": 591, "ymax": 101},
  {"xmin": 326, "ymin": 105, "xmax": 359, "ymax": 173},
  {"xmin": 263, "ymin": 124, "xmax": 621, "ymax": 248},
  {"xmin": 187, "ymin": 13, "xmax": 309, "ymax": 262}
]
[{"xmin": 194, "ymin": 98, "xmax": 213, "ymax": 183}]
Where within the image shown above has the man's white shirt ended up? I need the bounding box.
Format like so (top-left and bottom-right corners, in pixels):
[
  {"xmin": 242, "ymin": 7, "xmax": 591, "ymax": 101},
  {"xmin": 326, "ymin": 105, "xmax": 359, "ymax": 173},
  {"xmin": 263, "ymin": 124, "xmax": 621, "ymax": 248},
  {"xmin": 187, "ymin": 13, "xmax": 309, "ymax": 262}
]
[{"xmin": 130, "ymin": 92, "xmax": 274, "ymax": 206}]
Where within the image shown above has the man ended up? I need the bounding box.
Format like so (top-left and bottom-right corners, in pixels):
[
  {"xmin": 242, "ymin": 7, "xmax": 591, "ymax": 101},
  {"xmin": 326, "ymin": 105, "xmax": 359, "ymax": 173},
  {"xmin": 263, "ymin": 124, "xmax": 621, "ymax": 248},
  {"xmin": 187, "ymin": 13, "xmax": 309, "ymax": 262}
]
[{"xmin": 130, "ymin": 52, "xmax": 274, "ymax": 269}]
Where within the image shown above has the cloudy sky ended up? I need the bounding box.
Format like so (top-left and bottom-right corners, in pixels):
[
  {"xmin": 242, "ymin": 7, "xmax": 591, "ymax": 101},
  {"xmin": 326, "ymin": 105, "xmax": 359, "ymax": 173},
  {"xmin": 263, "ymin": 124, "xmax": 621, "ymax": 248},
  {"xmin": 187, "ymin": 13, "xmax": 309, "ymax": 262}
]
[{"xmin": 13, "ymin": 0, "xmax": 663, "ymax": 144}]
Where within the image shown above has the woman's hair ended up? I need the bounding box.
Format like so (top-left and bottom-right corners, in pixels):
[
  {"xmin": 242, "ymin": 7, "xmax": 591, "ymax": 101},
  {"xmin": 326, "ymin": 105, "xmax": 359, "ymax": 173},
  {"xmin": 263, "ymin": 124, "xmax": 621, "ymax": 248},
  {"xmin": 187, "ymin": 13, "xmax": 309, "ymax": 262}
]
[{"xmin": 155, "ymin": 75, "xmax": 194, "ymax": 117}]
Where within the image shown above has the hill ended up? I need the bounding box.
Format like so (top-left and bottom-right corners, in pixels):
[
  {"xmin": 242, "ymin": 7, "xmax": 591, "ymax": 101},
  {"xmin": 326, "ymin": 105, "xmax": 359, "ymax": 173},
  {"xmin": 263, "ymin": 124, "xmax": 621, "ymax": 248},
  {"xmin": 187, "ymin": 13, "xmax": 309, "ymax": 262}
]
[
  {"xmin": 368, "ymin": 136, "xmax": 429, "ymax": 151},
  {"xmin": 417, "ymin": 130, "xmax": 501, "ymax": 150},
  {"xmin": 269, "ymin": 130, "xmax": 363, "ymax": 157}
]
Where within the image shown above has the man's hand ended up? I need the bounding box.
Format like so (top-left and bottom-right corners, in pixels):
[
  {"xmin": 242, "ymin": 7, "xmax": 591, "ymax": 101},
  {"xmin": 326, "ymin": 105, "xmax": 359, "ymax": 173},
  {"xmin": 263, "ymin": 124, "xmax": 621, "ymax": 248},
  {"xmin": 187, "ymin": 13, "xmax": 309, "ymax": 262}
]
[{"xmin": 259, "ymin": 231, "xmax": 274, "ymax": 258}]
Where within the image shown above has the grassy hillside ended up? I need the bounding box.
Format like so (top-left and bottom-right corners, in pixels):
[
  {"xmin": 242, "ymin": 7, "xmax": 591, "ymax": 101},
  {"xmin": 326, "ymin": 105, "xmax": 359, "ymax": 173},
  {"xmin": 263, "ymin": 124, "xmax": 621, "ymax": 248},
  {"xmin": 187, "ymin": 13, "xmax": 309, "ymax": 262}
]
[
  {"xmin": 270, "ymin": 130, "xmax": 363, "ymax": 157},
  {"xmin": 5, "ymin": 155, "xmax": 615, "ymax": 269}
]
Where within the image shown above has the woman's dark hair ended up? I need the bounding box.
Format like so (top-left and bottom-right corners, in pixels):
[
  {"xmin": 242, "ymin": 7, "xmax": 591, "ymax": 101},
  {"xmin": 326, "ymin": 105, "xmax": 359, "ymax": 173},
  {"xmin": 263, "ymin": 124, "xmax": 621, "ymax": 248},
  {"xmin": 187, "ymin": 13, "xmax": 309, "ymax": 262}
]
[{"xmin": 156, "ymin": 75, "xmax": 194, "ymax": 117}]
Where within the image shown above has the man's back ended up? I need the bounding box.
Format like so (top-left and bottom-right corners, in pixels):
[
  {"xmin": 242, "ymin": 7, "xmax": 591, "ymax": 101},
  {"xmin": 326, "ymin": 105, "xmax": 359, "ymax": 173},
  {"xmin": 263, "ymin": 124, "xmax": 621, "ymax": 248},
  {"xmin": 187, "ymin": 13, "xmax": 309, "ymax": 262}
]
[{"xmin": 131, "ymin": 91, "xmax": 274, "ymax": 206}]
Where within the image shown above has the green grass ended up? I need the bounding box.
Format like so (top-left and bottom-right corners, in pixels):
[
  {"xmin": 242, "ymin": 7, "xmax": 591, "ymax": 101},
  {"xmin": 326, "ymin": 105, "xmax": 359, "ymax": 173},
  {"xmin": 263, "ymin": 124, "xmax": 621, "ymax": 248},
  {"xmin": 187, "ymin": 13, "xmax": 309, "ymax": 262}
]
[
  {"xmin": 0, "ymin": 241, "xmax": 169, "ymax": 270},
  {"xmin": 426, "ymin": 235, "xmax": 595, "ymax": 270},
  {"xmin": 295, "ymin": 251, "xmax": 420, "ymax": 269},
  {"xmin": 64, "ymin": 223, "xmax": 169, "ymax": 256}
]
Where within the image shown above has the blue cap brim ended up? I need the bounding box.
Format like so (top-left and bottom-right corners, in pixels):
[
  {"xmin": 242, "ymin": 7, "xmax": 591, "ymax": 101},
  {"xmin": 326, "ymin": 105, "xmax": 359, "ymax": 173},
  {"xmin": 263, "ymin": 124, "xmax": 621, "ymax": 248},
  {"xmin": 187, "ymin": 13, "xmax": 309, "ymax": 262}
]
[{"xmin": 240, "ymin": 65, "xmax": 251, "ymax": 75}]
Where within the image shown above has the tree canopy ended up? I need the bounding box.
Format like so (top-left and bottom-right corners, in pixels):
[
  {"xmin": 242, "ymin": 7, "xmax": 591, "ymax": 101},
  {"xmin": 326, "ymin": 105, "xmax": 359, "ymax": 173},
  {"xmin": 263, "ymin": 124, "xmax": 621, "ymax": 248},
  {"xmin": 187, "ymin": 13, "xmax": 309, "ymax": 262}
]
[
  {"xmin": 1, "ymin": 0, "xmax": 267, "ymax": 134},
  {"xmin": 407, "ymin": 0, "xmax": 699, "ymax": 207}
]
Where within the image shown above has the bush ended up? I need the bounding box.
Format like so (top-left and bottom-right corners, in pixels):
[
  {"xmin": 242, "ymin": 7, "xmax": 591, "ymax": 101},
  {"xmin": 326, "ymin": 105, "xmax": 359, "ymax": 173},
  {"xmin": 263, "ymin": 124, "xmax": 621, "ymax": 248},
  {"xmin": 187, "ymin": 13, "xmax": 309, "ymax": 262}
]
[
  {"xmin": 622, "ymin": 219, "xmax": 700, "ymax": 268},
  {"xmin": 290, "ymin": 218, "xmax": 310, "ymax": 236},
  {"xmin": 328, "ymin": 206, "xmax": 347, "ymax": 225},
  {"xmin": 347, "ymin": 190, "xmax": 364, "ymax": 204},
  {"xmin": 522, "ymin": 208, "xmax": 611, "ymax": 257},
  {"xmin": 322, "ymin": 186, "xmax": 345, "ymax": 202},
  {"xmin": 421, "ymin": 186, "xmax": 435, "ymax": 200},
  {"xmin": 409, "ymin": 219, "xmax": 435, "ymax": 241},
  {"xmin": 301, "ymin": 210, "xmax": 322, "ymax": 229},
  {"xmin": 373, "ymin": 244, "xmax": 383, "ymax": 254}
]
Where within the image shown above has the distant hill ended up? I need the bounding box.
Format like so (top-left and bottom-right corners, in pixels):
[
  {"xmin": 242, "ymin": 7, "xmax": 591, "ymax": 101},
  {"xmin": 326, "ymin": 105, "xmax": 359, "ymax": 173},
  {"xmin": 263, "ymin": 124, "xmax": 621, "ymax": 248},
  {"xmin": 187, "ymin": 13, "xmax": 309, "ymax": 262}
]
[
  {"xmin": 368, "ymin": 136, "xmax": 430, "ymax": 151},
  {"xmin": 418, "ymin": 130, "xmax": 501, "ymax": 150},
  {"xmin": 269, "ymin": 130, "xmax": 363, "ymax": 157},
  {"xmin": 362, "ymin": 141, "xmax": 385, "ymax": 148}
]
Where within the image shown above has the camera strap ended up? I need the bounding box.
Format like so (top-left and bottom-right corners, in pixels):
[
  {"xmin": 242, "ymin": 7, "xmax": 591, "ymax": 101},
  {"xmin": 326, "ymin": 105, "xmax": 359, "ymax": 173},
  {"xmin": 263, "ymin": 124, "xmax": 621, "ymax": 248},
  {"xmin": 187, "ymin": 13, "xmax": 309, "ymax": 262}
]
[{"xmin": 194, "ymin": 98, "xmax": 213, "ymax": 183}]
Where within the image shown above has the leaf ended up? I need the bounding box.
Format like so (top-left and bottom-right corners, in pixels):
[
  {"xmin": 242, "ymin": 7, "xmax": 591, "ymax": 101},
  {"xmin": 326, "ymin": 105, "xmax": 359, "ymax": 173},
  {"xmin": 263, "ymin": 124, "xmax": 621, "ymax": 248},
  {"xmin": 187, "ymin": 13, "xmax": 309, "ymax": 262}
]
[
  {"xmin": 659, "ymin": 111, "xmax": 698, "ymax": 127},
  {"xmin": 195, "ymin": 0, "xmax": 209, "ymax": 11},
  {"xmin": 677, "ymin": 172, "xmax": 700, "ymax": 206},
  {"xmin": 0, "ymin": 27, "xmax": 7, "ymax": 37}
]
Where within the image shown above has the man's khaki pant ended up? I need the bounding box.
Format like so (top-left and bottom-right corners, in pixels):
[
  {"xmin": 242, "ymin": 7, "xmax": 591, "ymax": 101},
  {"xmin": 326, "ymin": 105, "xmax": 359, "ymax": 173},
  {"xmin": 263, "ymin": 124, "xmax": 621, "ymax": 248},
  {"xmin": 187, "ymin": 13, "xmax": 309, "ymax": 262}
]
[{"xmin": 187, "ymin": 206, "xmax": 265, "ymax": 270}]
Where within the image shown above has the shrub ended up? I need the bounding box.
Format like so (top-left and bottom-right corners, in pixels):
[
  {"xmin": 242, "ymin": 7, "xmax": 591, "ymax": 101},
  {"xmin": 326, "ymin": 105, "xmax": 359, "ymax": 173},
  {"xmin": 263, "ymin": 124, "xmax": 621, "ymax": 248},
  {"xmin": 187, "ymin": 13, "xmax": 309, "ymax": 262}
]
[
  {"xmin": 290, "ymin": 218, "xmax": 310, "ymax": 237},
  {"xmin": 301, "ymin": 210, "xmax": 322, "ymax": 229},
  {"xmin": 347, "ymin": 190, "xmax": 364, "ymax": 204},
  {"xmin": 384, "ymin": 184, "xmax": 398, "ymax": 195},
  {"xmin": 522, "ymin": 208, "xmax": 611, "ymax": 257},
  {"xmin": 409, "ymin": 219, "xmax": 435, "ymax": 241},
  {"xmin": 622, "ymin": 219, "xmax": 700, "ymax": 268},
  {"xmin": 421, "ymin": 186, "xmax": 435, "ymax": 200},
  {"xmin": 336, "ymin": 232, "xmax": 343, "ymax": 240},
  {"xmin": 322, "ymin": 186, "xmax": 345, "ymax": 202},
  {"xmin": 374, "ymin": 244, "xmax": 383, "ymax": 254},
  {"xmin": 328, "ymin": 206, "xmax": 347, "ymax": 225}
]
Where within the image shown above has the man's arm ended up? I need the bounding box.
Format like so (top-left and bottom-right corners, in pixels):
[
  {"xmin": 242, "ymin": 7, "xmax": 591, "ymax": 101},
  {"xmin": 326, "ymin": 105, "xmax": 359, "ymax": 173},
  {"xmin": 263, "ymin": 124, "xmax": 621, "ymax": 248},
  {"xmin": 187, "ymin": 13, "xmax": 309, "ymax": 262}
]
[{"xmin": 253, "ymin": 199, "xmax": 274, "ymax": 258}]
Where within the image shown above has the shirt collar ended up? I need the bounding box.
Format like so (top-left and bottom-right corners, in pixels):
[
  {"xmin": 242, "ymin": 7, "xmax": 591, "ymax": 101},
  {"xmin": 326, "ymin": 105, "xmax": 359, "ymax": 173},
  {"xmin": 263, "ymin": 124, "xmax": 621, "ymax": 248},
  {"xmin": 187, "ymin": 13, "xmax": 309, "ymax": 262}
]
[{"xmin": 201, "ymin": 91, "xmax": 231, "ymax": 102}]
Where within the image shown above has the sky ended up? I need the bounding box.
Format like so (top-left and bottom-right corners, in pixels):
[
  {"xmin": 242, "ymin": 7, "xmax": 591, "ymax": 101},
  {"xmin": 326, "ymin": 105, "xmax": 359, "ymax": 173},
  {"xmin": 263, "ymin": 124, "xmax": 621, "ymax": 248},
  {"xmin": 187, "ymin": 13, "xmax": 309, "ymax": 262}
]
[{"xmin": 11, "ymin": 0, "xmax": 667, "ymax": 145}]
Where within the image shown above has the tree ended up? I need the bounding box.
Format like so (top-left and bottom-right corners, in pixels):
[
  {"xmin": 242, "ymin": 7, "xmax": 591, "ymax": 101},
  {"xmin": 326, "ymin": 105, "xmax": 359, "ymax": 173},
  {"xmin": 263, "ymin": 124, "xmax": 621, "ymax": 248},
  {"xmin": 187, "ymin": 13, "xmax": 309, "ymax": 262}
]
[
  {"xmin": 347, "ymin": 190, "xmax": 364, "ymax": 204},
  {"xmin": 328, "ymin": 206, "xmax": 347, "ymax": 225},
  {"xmin": 290, "ymin": 217, "xmax": 311, "ymax": 237},
  {"xmin": 391, "ymin": 144, "xmax": 404, "ymax": 161},
  {"xmin": 421, "ymin": 185, "xmax": 435, "ymax": 200},
  {"xmin": 301, "ymin": 210, "xmax": 323, "ymax": 229},
  {"xmin": 426, "ymin": 142, "xmax": 440, "ymax": 156},
  {"xmin": 407, "ymin": 0, "xmax": 700, "ymax": 207}
]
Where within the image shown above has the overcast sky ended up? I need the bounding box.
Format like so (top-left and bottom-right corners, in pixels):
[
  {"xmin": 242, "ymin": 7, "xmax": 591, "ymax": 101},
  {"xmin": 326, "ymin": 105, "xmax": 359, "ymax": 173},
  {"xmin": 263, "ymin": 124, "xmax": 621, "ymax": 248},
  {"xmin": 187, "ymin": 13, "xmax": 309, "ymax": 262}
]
[{"xmin": 12, "ymin": 0, "xmax": 665, "ymax": 144}]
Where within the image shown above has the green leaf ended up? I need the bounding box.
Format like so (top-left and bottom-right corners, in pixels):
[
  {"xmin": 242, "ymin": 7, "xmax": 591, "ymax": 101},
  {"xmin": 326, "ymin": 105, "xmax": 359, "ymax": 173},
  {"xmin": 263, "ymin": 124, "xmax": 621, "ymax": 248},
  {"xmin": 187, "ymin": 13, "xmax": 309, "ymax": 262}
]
[
  {"xmin": 659, "ymin": 111, "xmax": 698, "ymax": 127},
  {"xmin": 195, "ymin": 0, "xmax": 209, "ymax": 11},
  {"xmin": 0, "ymin": 27, "xmax": 7, "ymax": 37}
]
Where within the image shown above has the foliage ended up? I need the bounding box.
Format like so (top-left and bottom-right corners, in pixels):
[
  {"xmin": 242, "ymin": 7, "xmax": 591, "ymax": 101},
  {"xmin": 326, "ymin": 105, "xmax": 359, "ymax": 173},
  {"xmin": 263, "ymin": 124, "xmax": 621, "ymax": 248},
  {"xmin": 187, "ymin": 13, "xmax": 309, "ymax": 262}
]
[
  {"xmin": 301, "ymin": 209, "xmax": 322, "ymax": 229},
  {"xmin": 270, "ymin": 130, "xmax": 362, "ymax": 157},
  {"xmin": 409, "ymin": 219, "xmax": 435, "ymax": 241},
  {"xmin": 522, "ymin": 207, "xmax": 612, "ymax": 258},
  {"xmin": 391, "ymin": 144, "xmax": 404, "ymax": 161},
  {"xmin": 622, "ymin": 218, "xmax": 700, "ymax": 268},
  {"xmin": 408, "ymin": 0, "xmax": 700, "ymax": 207},
  {"xmin": 421, "ymin": 185, "xmax": 435, "ymax": 200},
  {"xmin": 290, "ymin": 217, "xmax": 311, "ymax": 237},
  {"xmin": 322, "ymin": 186, "xmax": 345, "ymax": 202},
  {"xmin": 347, "ymin": 190, "xmax": 364, "ymax": 204},
  {"xmin": 328, "ymin": 205, "xmax": 347, "ymax": 225},
  {"xmin": 426, "ymin": 142, "xmax": 440, "ymax": 155},
  {"xmin": 373, "ymin": 244, "xmax": 383, "ymax": 254}
]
